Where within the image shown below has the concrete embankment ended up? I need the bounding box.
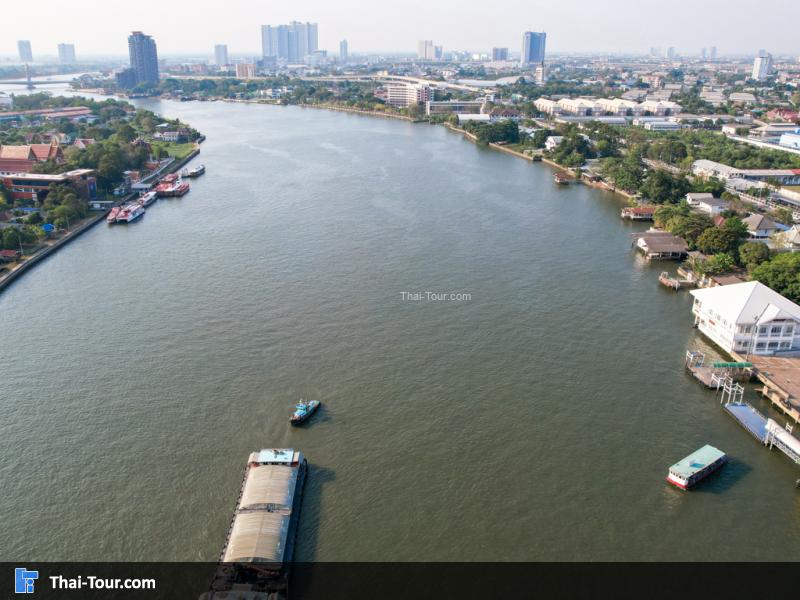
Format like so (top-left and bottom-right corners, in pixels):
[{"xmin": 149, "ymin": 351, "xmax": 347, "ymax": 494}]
[{"xmin": 0, "ymin": 143, "xmax": 203, "ymax": 296}]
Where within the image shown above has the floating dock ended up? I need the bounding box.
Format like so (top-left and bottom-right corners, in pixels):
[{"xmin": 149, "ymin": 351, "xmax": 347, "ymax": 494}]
[{"xmin": 205, "ymin": 448, "xmax": 307, "ymax": 599}]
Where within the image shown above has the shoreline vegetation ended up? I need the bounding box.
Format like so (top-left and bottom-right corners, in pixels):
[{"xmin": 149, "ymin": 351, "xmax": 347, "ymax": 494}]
[{"xmin": 0, "ymin": 94, "xmax": 203, "ymax": 294}]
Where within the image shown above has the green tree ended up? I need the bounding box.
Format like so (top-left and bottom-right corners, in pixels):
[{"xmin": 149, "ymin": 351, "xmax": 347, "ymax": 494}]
[
  {"xmin": 771, "ymin": 207, "xmax": 794, "ymax": 226},
  {"xmin": 653, "ymin": 203, "xmax": 689, "ymax": 228},
  {"xmin": 751, "ymin": 252, "xmax": 800, "ymax": 302},
  {"xmin": 738, "ymin": 241, "xmax": 771, "ymax": 270},
  {"xmin": 639, "ymin": 169, "xmax": 690, "ymax": 204},
  {"xmin": 665, "ymin": 212, "xmax": 714, "ymax": 246},
  {"xmin": 701, "ymin": 253, "xmax": 736, "ymax": 275}
]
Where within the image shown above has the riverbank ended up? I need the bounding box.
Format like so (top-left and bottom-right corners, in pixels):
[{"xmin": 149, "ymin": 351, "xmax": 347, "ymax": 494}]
[{"xmin": 0, "ymin": 142, "xmax": 202, "ymax": 295}]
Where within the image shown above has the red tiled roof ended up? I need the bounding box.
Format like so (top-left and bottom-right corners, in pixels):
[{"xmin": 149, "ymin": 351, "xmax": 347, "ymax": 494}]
[
  {"xmin": 0, "ymin": 249, "xmax": 20, "ymax": 258},
  {"xmin": 0, "ymin": 145, "xmax": 34, "ymax": 160},
  {"xmin": 0, "ymin": 158, "xmax": 35, "ymax": 172}
]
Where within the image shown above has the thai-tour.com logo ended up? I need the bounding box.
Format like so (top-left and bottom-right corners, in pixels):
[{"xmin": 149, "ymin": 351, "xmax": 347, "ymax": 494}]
[
  {"xmin": 14, "ymin": 568, "xmax": 39, "ymax": 594},
  {"xmin": 13, "ymin": 567, "xmax": 156, "ymax": 594}
]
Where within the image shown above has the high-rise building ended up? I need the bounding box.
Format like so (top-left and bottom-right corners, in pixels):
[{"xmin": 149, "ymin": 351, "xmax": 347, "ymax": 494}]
[
  {"xmin": 665, "ymin": 46, "xmax": 676, "ymax": 59},
  {"xmin": 492, "ymin": 47, "xmax": 509, "ymax": 61},
  {"xmin": 521, "ymin": 31, "xmax": 546, "ymax": 66},
  {"xmin": 434, "ymin": 45, "xmax": 443, "ymax": 60},
  {"xmin": 417, "ymin": 40, "xmax": 435, "ymax": 60},
  {"xmin": 752, "ymin": 51, "xmax": 773, "ymax": 81},
  {"xmin": 649, "ymin": 47, "xmax": 660, "ymax": 58},
  {"xmin": 215, "ymin": 44, "xmax": 229, "ymax": 66},
  {"xmin": 261, "ymin": 22, "xmax": 317, "ymax": 62},
  {"xmin": 700, "ymin": 47, "xmax": 707, "ymax": 60},
  {"xmin": 128, "ymin": 31, "xmax": 160, "ymax": 86},
  {"xmin": 57, "ymin": 43, "xmax": 76, "ymax": 64},
  {"xmin": 339, "ymin": 40, "xmax": 348, "ymax": 63},
  {"xmin": 17, "ymin": 40, "xmax": 33, "ymax": 63},
  {"xmin": 710, "ymin": 46, "xmax": 717, "ymax": 59},
  {"xmin": 235, "ymin": 63, "xmax": 256, "ymax": 78}
]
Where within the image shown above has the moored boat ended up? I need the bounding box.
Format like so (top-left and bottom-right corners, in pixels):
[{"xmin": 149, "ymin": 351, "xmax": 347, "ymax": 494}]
[
  {"xmin": 155, "ymin": 178, "xmax": 190, "ymax": 197},
  {"xmin": 138, "ymin": 190, "xmax": 158, "ymax": 206},
  {"xmin": 290, "ymin": 400, "xmax": 321, "ymax": 425},
  {"xmin": 115, "ymin": 203, "xmax": 145, "ymax": 223},
  {"xmin": 106, "ymin": 206, "xmax": 121, "ymax": 223},
  {"xmin": 667, "ymin": 445, "xmax": 727, "ymax": 490}
]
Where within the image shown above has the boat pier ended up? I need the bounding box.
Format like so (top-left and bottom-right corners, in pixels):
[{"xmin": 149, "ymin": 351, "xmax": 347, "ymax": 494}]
[
  {"xmin": 684, "ymin": 351, "xmax": 752, "ymax": 389},
  {"xmin": 686, "ymin": 351, "xmax": 800, "ymax": 472},
  {"xmin": 660, "ymin": 271, "xmax": 694, "ymax": 291}
]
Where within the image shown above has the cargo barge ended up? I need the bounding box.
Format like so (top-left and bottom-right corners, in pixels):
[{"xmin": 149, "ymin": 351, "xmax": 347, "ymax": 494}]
[
  {"xmin": 205, "ymin": 449, "xmax": 307, "ymax": 599},
  {"xmin": 667, "ymin": 445, "xmax": 727, "ymax": 490}
]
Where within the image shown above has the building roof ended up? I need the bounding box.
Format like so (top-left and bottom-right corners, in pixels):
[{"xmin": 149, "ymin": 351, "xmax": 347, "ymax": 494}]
[
  {"xmin": 690, "ymin": 280, "xmax": 800, "ymax": 325},
  {"xmin": 686, "ymin": 192, "xmax": 715, "ymax": 201},
  {"xmin": 742, "ymin": 213, "xmax": 778, "ymax": 231},
  {"xmin": 632, "ymin": 231, "xmax": 688, "ymax": 253},
  {"xmin": 0, "ymin": 145, "xmax": 34, "ymax": 160},
  {"xmin": 669, "ymin": 445, "xmax": 726, "ymax": 479}
]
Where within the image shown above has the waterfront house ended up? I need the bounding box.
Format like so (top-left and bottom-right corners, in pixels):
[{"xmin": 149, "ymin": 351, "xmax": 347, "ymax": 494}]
[
  {"xmin": 0, "ymin": 249, "xmax": 21, "ymax": 263},
  {"xmin": 631, "ymin": 231, "xmax": 688, "ymax": 260},
  {"xmin": 620, "ymin": 206, "xmax": 656, "ymax": 221},
  {"xmin": 742, "ymin": 214, "xmax": 779, "ymax": 240},
  {"xmin": 690, "ymin": 281, "xmax": 800, "ymax": 355}
]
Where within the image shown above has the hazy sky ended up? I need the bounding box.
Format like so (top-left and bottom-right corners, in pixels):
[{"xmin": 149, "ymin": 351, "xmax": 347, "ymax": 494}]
[{"xmin": 4, "ymin": 0, "xmax": 799, "ymax": 57}]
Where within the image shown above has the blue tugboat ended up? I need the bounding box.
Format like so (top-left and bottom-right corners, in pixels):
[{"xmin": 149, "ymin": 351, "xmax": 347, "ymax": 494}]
[{"xmin": 290, "ymin": 400, "xmax": 321, "ymax": 426}]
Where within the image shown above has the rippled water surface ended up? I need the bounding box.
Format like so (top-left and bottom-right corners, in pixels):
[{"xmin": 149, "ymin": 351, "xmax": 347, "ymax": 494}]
[{"xmin": 1, "ymin": 95, "xmax": 799, "ymax": 561}]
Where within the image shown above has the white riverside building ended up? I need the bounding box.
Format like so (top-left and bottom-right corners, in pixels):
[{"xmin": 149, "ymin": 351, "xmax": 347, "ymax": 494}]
[{"xmin": 690, "ymin": 281, "xmax": 800, "ymax": 356}]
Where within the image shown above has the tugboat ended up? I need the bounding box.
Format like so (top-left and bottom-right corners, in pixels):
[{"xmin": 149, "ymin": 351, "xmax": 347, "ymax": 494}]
[
  {"xmin": 186, "ymin": 164, "xmax": 205, "ymax": 177},
  {"xmin": 290, "ymin": 400, "xmax": 321, "ymax": 426}
]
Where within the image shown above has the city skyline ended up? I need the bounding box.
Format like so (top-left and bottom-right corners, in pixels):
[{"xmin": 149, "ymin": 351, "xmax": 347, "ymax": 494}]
[{"xmin": 3, "ymin": 0, "xmax": 799, "ymax": 57}]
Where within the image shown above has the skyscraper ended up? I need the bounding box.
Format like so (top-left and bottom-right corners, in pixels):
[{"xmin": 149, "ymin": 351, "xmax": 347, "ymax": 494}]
[
  {"xmin": 521, "ymin": 31, "xmax": 546, "ymax": 66},
  {"xmin": 752, "ymin": 51, "xmax": 773, "ymax": 81},
  {"xmin": 710, "ymin": 46, "xmax": 717, "ymax": 60},
  {"xmin": 128, "ymin": 31, "xmax": 160, "ymax": 86},
  {"xmin": 215, "ymin": 44, "xmax": 229, "ymax": 66},
  {"xmin": 417, "ymin": 40, "xmax": 435, "ymax": 60},
  {"xmin": 58, "ymin": 43, "xmax": 76, "ymax": 64},
  {"xmin": 665, "ymin": 46, "xmax": 676, "ymax": 59},
  {"xmin": 261, "ymin": 22, "xmax": 318, "ymax": 62},
  {"xmin": 492, "ymin": 47, "xmax": 509, "ymax": 61},
  {"xmin": 17, "ymin": 40, "xmax": 33, "ymax": 63},
  {"xmin": 339, "ymin": 40, "xmax": 349, "ymax": 63}
]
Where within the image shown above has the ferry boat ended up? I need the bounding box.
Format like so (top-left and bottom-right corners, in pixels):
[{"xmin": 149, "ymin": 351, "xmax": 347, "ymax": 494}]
[
  {"xmin": 186, "ymin": 164, "xmax": 205, "ymax": 177},
  {"xmin": 290, "ymin": 400, "xmax": 321, "ymax": 426},
  {"xmin": 667, "ymin": 445, "xmax": 727, "ymax": 490},
  {"xmin": 106, "ymin": 206, "xmax": 121, "ymax": 224},
  {"xmin": 115, "ymin": 203, "xmax": 145, "ymax": 223},
  {"xmin": 138, "ymin": 190, "xmax": 158, "ymax": 207},
  {"xmin": 154, "ymin": 177, "xmax": 190, "ymax": 197}
]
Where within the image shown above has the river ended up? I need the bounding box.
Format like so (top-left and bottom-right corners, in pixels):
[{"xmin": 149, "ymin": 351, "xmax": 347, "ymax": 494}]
[{"xmin": 1, "ymin": 88, "xmax": 799, "ymax": 561}]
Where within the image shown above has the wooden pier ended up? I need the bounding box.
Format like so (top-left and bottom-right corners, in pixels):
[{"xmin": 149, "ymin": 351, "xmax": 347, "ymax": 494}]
[
  {"xmin": 685, "ymin": 351, "xmax": 753, "ymax": 388},
  {"xmin": 659, "ymin": 271, "xmax": 694, "ymax": 291}
]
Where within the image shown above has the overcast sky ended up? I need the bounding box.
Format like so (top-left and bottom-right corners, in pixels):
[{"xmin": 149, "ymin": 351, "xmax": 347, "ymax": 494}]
[{"xmin": 4, "ymin": 0, "xmax": 799, "ymax": 58}]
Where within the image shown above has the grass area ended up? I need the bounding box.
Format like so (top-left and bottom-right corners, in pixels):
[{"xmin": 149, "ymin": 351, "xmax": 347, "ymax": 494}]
[{"xmin": 150, "ymin": 141, "xmax": 196, "ymax": 160}]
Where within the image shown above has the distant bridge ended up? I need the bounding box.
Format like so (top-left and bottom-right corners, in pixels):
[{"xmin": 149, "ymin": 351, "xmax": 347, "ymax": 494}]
[{"xmin": 0, "ymin": 80, "xmax": 74, "ymax": 86}]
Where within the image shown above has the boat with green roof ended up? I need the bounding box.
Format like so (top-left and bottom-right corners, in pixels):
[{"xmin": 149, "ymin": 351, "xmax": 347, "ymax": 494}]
[{"xmin": 667, "ymin": 445, "xmax": 728, "ymax": 490}]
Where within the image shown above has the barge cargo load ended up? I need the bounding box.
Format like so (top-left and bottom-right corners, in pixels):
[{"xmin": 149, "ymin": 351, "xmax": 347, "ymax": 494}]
[
  {"xmin": 204, "ymin": 448, "xmax": 307, "ymax": 599},
  {"xmin": 667, "ymin": 445, "xmax": 727, "ymax": 490}
]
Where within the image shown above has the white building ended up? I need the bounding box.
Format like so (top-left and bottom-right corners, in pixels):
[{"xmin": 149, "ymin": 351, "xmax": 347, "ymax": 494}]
[
  {"xmin": 742, "ymin": 214, "xmax": 779, "ymax": 239},
  {"xmin": 214, "ymin": 44, "xmax": 229, "ymax": 67},
  {"xmin": 235, "ymin": 63, "xmax": 256, "ymax": 78},
  {"xmin": 385, "ymin": 83, "xmax": 433, "ymax": 108},
  {"xmin": 752, "ymin": 51, "xmax": 773, "ymax": 81},
  {"xmin": 534, "ymin": 98, "xmax": 560, "ymax": 115},
  {"xmin": 690, "ymin": 281, "xmax": 800, "ymax": 355},
  {"xmin": 686, "ymin": 193, "xmax": 728, "ymax": 215},
  {"xmin": 780, "ymin": 131, "xmax": 800, "ymax": 150},
  {"xmin": 544, "ymin": 136, "xmax": 564, "ymax": 151},
  {"xmin": 57, "ymin": 43, "xmax": 76, "ymax": 64},
  {"xmin": 595, "ymin": 98, "xmax": 643, "ymax": 116}
]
